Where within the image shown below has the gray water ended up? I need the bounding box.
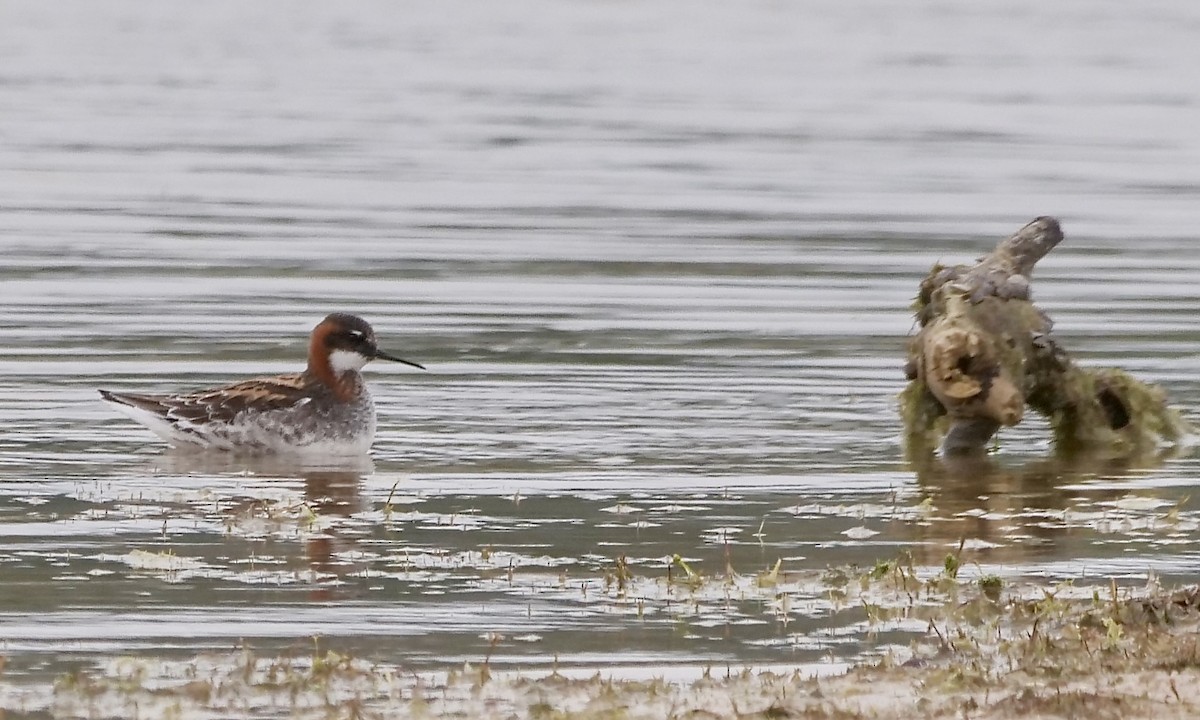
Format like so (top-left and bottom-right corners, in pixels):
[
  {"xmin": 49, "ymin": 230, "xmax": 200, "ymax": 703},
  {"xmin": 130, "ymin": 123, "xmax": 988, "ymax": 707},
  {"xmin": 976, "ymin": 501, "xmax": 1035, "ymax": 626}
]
[{"xmin": 3, "ymin": 0, "xmax": 1200, "ymax": 692}]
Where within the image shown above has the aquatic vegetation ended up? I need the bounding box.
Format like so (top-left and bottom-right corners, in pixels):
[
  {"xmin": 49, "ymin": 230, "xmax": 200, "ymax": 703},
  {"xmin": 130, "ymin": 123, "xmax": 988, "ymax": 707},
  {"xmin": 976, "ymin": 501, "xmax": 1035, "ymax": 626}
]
[
  {"xmin": 5, "ymin": 557, "xmax": 1199, "ymax": 719},
  {"xmin": 5, "ymin": 466, "xmax": 1200, "ymax": 719}
]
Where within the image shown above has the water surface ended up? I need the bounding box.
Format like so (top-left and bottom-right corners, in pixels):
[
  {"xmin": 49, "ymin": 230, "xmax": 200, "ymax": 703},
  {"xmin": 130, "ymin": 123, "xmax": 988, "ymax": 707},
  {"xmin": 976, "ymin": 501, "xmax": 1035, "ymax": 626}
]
[{"xmin": 3, "ymin": 0, "xmax": 1200, "ymax": 696}]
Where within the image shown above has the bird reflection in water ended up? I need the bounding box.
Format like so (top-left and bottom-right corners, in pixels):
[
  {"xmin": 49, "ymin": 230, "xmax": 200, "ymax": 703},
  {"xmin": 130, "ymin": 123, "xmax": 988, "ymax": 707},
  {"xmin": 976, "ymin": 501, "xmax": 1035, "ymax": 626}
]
[
  {"xmin": 301, "ymin": 468, "xmax": 371, "ymax": 601},
  {"xmin": 150, "ymin": 450, "xmax": 377, "ymax": 600}
]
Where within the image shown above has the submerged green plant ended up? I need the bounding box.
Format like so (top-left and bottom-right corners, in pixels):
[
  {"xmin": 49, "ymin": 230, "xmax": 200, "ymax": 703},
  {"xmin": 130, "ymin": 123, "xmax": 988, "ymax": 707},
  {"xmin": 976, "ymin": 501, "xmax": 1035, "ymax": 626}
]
[
  {"xmin": 978, "ymin": 574, "xmax": 1003, "ymax": 602},
  {"xmin": 670, "ymin": 553, "xmax": 703, "ymax": 589}
]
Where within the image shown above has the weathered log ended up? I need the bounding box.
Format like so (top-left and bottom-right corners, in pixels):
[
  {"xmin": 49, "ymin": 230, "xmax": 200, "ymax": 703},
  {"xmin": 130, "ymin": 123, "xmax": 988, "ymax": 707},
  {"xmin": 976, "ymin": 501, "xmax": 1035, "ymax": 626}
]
[{"xmin": 902, "ymin": 217, "xmax": 1190, "ymax": 457}]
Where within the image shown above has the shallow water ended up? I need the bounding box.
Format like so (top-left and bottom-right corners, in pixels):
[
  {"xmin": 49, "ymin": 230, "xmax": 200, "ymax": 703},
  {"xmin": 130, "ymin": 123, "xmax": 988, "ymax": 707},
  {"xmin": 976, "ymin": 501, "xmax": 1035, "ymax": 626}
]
[{"xmin": 3, "ymin": 0, "xmax": 1200, "ymax": 695}]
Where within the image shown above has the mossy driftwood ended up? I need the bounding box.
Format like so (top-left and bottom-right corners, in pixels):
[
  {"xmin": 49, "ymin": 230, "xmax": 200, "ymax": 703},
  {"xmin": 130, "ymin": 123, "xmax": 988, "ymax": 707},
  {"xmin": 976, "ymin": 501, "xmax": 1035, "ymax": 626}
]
[{"xmin": 902, "ymin": 217, "xmax": 1190, "ymax": 457}]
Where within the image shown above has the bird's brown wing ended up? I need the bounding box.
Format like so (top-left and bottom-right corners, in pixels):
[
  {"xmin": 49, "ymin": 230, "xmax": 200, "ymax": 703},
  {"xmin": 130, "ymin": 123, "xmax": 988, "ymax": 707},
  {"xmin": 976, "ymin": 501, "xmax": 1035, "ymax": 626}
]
[{"xmin": 101, "ymin": 373, "xmax": 317, "ymax": 426}]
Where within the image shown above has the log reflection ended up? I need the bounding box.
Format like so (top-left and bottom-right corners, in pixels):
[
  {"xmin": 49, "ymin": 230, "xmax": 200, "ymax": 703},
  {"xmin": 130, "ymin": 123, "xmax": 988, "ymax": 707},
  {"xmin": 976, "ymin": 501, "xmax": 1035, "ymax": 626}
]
[{"xmin": 907, "ymin": 449, "xmax": 1176, "ymax": 565}]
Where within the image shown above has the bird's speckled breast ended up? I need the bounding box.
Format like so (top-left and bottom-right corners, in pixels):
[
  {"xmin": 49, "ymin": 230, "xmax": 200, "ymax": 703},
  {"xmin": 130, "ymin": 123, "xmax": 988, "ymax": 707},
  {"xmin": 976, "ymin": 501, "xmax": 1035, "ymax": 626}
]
[{"xmin": 221, "ymin": 374, "xmax": 376, "ymax": 454}]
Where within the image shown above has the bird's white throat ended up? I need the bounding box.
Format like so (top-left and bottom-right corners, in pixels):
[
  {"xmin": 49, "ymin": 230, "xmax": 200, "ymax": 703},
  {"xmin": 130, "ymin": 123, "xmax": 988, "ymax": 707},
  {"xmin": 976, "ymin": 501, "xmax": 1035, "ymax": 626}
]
[{"xmin": 328, "ymin": 349, "xmax": 370, "ymax": 373}]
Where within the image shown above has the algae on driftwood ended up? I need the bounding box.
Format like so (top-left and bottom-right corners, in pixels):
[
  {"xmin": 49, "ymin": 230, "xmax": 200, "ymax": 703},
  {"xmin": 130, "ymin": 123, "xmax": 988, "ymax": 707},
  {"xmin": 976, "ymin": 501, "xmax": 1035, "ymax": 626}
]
[{"xmin": 902, "ymin": 216, "xmax": 1190, "ymax": 457}]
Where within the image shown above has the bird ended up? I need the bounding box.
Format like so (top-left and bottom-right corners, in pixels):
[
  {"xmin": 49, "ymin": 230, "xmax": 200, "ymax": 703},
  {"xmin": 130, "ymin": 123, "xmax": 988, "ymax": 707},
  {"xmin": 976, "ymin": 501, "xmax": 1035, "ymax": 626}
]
[{"xmin": 99, "ymin": 313, "xmax": 424, "ymax": 454}]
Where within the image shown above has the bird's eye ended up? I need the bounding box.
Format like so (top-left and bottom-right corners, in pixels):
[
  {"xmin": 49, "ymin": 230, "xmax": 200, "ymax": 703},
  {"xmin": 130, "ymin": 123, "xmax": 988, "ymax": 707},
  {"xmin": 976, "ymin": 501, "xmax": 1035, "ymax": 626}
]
[{"xmin": 348, "ymin": 330, "xmax": 365, "ymax": 340}]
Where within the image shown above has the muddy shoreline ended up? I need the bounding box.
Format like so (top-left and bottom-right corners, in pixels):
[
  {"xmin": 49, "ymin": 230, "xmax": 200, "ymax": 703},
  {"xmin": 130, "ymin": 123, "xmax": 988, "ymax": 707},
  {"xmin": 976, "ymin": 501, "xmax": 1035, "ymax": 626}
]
[{"xmin": 5, "ymin": 561, "xmax": 1198, "ymax": 719}]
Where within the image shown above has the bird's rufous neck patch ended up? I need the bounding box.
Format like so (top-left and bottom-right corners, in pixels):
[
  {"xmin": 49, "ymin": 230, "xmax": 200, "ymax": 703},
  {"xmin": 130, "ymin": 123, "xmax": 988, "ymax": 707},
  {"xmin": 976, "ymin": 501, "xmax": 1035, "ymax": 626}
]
[{"xmin": 308, "ymin": 320, "xmax": 357, "ymax": 402}]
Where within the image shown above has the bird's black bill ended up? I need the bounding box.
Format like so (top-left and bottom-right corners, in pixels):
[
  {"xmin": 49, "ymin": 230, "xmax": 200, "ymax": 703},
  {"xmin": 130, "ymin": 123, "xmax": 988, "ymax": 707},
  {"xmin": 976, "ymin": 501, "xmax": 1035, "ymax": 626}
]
[{"xmin": 374, "ymin": 349, "xmax": 426, "ymax": 370}]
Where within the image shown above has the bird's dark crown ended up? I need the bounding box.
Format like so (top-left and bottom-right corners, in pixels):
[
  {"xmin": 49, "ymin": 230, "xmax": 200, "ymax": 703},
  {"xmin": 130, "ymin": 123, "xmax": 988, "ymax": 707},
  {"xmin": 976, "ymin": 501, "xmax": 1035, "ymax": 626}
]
[{"xmin": 320, "ymin": 313, "xmax": 378, "ymax": 355}]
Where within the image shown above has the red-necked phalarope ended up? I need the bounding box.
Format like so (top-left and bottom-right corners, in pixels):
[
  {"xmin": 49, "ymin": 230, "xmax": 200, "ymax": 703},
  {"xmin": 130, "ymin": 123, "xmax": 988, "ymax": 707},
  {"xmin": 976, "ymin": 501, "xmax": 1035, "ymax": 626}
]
[{"xmin": 99, "ymin": 313, "xmax": 424, "ymax": 454}]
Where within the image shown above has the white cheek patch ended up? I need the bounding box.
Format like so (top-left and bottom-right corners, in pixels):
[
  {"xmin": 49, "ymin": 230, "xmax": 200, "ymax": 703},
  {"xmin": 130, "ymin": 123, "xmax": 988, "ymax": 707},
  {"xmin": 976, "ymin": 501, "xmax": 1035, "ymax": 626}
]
[{"xmin": 328, "ymin": 349, "xmax": 370, "ymax": 373}]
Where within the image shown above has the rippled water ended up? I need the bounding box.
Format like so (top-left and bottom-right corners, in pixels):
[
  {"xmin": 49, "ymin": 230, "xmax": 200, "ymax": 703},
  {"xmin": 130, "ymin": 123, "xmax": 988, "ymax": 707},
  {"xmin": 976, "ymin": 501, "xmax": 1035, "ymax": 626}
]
[{"xmin": 4, "ymin": 0, "xmax": 1200, "ymax": 695}]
